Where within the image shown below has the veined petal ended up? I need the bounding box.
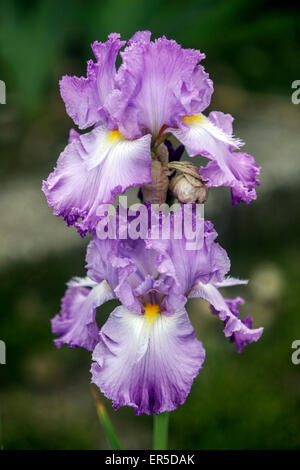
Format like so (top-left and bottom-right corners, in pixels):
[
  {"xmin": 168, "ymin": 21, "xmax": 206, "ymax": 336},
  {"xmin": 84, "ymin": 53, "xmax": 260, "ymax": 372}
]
[
  {"xmin": 128, "ymin": 30, "xmax": 152, "ymax": 44},
  {"xmin": 107, "ymin": 34, "xmax": 212, "ymax": 139},
  {"xmin": 87, "ymin": 237, "xmax": 159, "ymax": 314},
  {"xmin": 145, "ymin": 216, "xmax": 230, "ymax": 303},
  {"xmin": 169, "ymin": 113, "xmax": 243, "ymax": 158},
  {"xmin": 42, "ymin": 126, "xmax": 152, "ymax": 234},
  {"xmin": 91, "ymin": 33, "xmax": 126, "ymax": 108},
  {"xmin": 60, "ymin": 33, "xmax": 125, "ymax": 129},
  {"xmin": 52, "ymin": 279, "xmax": 115, "ymax": 351},
  {"xmin": 91, "ymin": 305, "xmax": 205, "ymax": 415},
  {"xmin": 200, "ymin": 152, "xmax": 261, "ymax": 206},
  {"xmin": 189, "ymin": 282, "xmax": 263, "ymax": 353},
  {"xmin": 86, "ymin": 239, "xmax": 119, "ymax": 289},
  {"xmin": 170, "ymin": 111, "xmax": 260, "ymax": 205}
]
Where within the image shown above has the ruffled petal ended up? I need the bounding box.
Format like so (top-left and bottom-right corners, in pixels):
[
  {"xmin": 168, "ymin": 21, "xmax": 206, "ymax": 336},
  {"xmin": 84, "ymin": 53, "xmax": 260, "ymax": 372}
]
[
  {"xmin": 145, "ymin": 215, "xmax": 230, "ymax": 305},
  {"xmin": 170, "ymin": 111, "xmax": 260, "ymax": 205},
  {"xmin": 91, "ymin": 33, "xmax": 126, "ymax": 108},
  {"xmin": 189, "ymin": 282, "xmax": 263, "ymax": 353},
  {"xmin": 128, "ymin": 30, "xmax": 152, "ymax": 44},
  {"xmin": 211, "ymin": 297, "xmax": 259, "ymax": 353},
  {"xmin": 107, "ymin": 35, "xmax": 212, "ymax": 139},
  {"xmin": 169, "ymin": 112, "xmax": 242, "ymax": 157},
  {"xmin": 60, "ymin": 33, "xmax": 125, "ymax": 129},
  {"xmin": 88, "ymin": 237, "xmax": 159, "ymax": 314},
  {"xmin": 86, "ymin": 239, "xmax": 119, "ymax": 288},
  {"xmin": 52, "ymin": 279, "xmax": 115, "ymax": 351},
  {"xmin": 200, "ymin": 151, "xmax": 261, "ymax": 206},
  {"xmin": 42, "ymin": 126, "xmax": 152, "ymax": 235},
  {"xmin": 91, "ymin": 305, "xmax": 205, "ymax": 415},
  {"xmin": 111, "ymin": 239, "xmax": 158, "ymax": 314}
]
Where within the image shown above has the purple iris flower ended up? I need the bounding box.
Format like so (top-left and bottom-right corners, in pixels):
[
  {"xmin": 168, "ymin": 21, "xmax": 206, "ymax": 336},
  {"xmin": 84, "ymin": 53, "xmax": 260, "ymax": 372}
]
[
  {"xmin": 42, "ymin": 31, "xmax": 260, "ymax": 236},
  {"xmin": 51, "ymin": 214, "xmax": 263, "ymax": 415}
]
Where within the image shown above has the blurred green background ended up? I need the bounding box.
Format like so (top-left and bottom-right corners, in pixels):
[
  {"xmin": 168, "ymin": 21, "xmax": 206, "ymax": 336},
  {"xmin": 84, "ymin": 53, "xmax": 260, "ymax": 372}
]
[{"xmin": 0, "ymin": 0, "xmax": 300, "ymax": 450}]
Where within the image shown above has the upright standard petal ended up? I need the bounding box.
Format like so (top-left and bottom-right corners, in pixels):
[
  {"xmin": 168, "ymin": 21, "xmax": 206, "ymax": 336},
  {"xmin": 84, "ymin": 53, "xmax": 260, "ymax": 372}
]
[
  {"xmin": 169, "ymin": 111, "xmax": 260, "ymax": 205},
  {"xmin": 42, "ymin": 127, "xmax": 152, "ymax": 235},
  {"xmin": 145, "ymin": 213, "xmax": 230, "ymax": 310},
  {"xmin": 107, "ymin": 34, "xmax": 212, "ymax": 139},
  {"xmin": 91, "ymin": 305, "xmax": 205, "ymax": 415},
  {"xmin": 51, "ymin": 279, "xmax": 114, "ymax": 351},
  {"xmin": 87, "ymin": 236, "xmax": 161, "ymax": 315},
  {"xmin": 86, "ymin": 239, "xmax": 119, "ymax": 289},
  {"xmin": 60, "ymin": 33, "xmax": 125, "ymax": 129},
  {"xmin": 189, "ymin": 281, "xmax": 263, "ymax": 353}
]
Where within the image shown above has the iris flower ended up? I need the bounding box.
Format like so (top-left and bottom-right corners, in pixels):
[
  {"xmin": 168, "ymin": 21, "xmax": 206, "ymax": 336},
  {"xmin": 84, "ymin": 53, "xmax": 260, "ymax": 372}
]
[
  {"xmin": 52, "ymin": 213, "xmax": 263, "ymax": 415},
  {"xmin": 42, "ymin": 31, "xmax": 260, "ymax": 235}
]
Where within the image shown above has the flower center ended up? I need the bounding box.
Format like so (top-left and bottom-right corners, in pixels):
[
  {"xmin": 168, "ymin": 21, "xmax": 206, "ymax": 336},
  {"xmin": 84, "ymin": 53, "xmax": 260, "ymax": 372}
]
[
  {"xmin": 107, "ymin": 129, "xmax": 123, "ymax": 142},
  {"xmin": 144, "ymin": 303, "xmax": 161, "ymax": 323},
  {"xmin": 182, "ymin": 114, "xmax": 205, "ymax": 125}
]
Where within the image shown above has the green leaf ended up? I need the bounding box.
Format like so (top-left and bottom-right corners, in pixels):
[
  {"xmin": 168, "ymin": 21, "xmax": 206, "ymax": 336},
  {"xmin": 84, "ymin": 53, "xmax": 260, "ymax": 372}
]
[{"xmin": 91, "ymin": 386, "xmax": 122, "ymax": 450}]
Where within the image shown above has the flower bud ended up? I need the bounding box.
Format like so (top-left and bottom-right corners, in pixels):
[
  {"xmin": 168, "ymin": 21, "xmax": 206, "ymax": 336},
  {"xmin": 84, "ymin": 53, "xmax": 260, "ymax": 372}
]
[{"xmin": 169, "ymin": 163, "xmax": 208, "ymax": 204}]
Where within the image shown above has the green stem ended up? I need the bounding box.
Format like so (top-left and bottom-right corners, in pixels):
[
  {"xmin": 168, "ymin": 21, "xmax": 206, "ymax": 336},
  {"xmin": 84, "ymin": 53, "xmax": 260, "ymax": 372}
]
[{"xmin": 153, "ymin": 412, "xmax": 169, "ymax": 450}]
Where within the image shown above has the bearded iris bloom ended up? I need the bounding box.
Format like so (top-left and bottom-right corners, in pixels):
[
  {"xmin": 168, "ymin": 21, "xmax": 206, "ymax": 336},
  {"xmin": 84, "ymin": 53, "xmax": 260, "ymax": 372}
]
[
  {"xmin": 42, "ymin": 31, "xmax": 260, "ymax": 236},
  {"xmin": 52, "ymin": 214, "xmax": 263, "ymax": 415}
]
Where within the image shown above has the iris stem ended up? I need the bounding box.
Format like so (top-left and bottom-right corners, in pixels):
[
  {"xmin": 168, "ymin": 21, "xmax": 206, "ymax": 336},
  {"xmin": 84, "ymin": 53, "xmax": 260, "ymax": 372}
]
[{"xmin": 153, "ymin": 412, "xmax": 169, "ymax": 450}]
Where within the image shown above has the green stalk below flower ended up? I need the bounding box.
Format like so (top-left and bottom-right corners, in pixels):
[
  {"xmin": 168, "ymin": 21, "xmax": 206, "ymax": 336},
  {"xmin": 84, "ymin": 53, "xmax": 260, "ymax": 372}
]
[{"xmin": 153, "ymin": 412, "xmax": 169, "ymax": 450}]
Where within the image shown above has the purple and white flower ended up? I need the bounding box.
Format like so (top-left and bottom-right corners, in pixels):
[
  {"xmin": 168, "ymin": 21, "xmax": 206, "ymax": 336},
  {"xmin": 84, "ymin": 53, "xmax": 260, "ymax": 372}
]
[
  {"xmin": 170, "ymin": 111, "xmax": 261, "ymax": 205},
  {"xmin": 43, "ymin": 31, "xmax": 260, "ymax": 235},
  {"xmin": 52, "ymin": 216, "xmax": 263, "ymax": 415}
]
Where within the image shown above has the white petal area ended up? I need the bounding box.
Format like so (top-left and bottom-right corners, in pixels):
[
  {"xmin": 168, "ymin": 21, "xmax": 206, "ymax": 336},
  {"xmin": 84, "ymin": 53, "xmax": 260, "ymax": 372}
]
[
  {"xmin": 79, "ymin": 126, "xmax": 150, "ymax": 171},
  {"xmin": 67, "ymin": 276, "xmax": 98, "ymax": 288},
  {"xmin": 43, "ymin": 126, "xmax": 152, "ymax": 233},
  {"xmin": 91, "ymin": 305, "xmax": 205, "ymax": 415},
  {"xmin": 189, "ymin": 281, "xmax": 236, "ymax": 310},
  {"xmin": 169, "ymin": 114, "xmax": 243, "ymax": 158},
  {"xmin": 214, "ymin": 276, "xmax": 248, "ymax": 288},
  {"xmin": 166, "ymin": 113, "xmax": 261, "ymax": 206}
]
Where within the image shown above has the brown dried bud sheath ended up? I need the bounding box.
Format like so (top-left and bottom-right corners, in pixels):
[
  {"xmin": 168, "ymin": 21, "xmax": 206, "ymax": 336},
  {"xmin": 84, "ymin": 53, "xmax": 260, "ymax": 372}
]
[
  {"xmin": 169, "ymin": 162, "xmax": 208, "ymax": 204},
  {"xmin": 141, "ymin": 159, "xmax": 170, "ymax": 204},
  {"xmin": 141, "ymin": 144, "xmax": 171, "ymax": 204}
]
